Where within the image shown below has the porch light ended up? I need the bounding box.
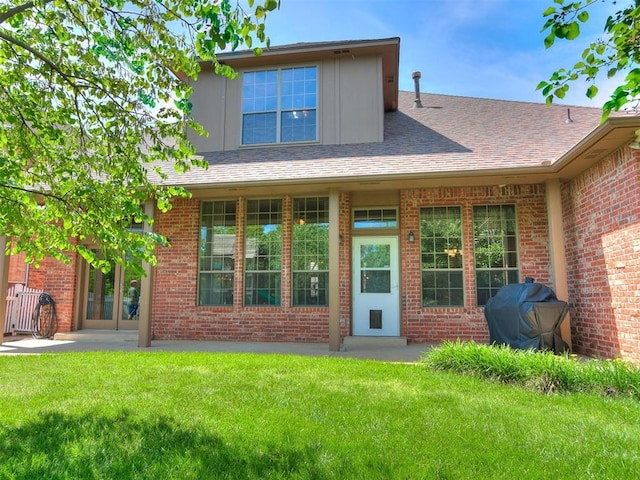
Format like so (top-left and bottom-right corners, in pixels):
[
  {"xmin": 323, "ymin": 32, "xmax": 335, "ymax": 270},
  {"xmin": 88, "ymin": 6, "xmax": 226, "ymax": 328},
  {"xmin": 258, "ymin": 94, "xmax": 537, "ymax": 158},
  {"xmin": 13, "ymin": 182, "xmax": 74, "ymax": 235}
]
[
  {"xmin": 298, "ymin": 216, "xmax": 305, "ymax": 226},
  {"xmin": 408, "ymin": 231, "xmax": 415, "ymax": 243}
]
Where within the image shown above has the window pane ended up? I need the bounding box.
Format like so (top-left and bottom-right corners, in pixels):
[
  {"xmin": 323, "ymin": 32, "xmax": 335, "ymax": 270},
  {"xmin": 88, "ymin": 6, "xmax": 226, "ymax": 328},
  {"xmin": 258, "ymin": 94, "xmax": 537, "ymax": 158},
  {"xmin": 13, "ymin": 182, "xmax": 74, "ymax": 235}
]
[
  {"xmin": 473, "ymin": 204, "xmax": 519, "ymax": 306},
  {"xmin": 292, "ymin": 197, "xmax": 329, "ymax": 306},
  {"xmin": 360, "ymin": 244, "xmax": 390, "ymax": 269},
  {"xmin": 292, "ymin": 272, "xmax": 328, "ymax": 307},
  {"xmin": 244, "ymin": 272, "xmax": 281, "ymax": 306},
  {"xmin": 198, "ymin": 273, "xmax": 234, "ymax": 306},
  {"xmin": 422, "ymin": 270, "xmax": 463, "ymax": 307},
  {"xmin": 361, "ymin": 270, "xmax": 390, "ymax": 293},
  {"xmin": 242, "ymin": 112, "xmax": 277, "ymax": 144},
  {"xmin": 242, "ymin": 67, "xmax": 317, "ymax": 144},
  {"xmin": 199, "ymin": 200, "xmax": 236, "ymax": 306},
  {"xmin": 419, "ymin": 206, "xmax": 463, "ymax": 307},
  {"xmin": 353, "ymin": 208, "xmax": 398, "ymax": 229},
  {"xmin": 281, "ymin": 109, "xmax": 316, "ymax": 142},
  {"xmin": 242, "ymin": 70, "xmax": 277, "ymax": 113},
  {"xmin": 245, "ymin": 199, "xmax": 282, "ymax": 306}
]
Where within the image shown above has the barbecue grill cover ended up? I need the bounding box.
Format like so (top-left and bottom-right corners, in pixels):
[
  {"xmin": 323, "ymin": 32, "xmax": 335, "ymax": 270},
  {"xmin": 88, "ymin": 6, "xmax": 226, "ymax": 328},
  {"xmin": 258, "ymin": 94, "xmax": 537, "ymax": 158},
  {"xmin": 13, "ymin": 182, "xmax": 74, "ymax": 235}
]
[{"xmin": 484, "ymin": 282, "xmax": 569, "ymax": 353}]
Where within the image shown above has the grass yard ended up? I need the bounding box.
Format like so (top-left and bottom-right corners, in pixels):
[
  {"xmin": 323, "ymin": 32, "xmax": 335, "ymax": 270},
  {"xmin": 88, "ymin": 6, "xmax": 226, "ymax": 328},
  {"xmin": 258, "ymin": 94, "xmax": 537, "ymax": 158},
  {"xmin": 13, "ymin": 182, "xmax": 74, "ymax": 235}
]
[{"xmin": 1, "ymin": 351, "xmax": 639, "ymax": 479}]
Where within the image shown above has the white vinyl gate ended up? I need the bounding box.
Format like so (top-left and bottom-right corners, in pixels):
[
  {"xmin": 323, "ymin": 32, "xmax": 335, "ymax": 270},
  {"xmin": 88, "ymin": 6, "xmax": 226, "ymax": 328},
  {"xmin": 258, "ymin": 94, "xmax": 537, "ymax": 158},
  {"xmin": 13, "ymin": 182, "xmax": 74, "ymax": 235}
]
[{"xmin": 3, "ymin": 284, "xmax": 45, "ymax": 335}]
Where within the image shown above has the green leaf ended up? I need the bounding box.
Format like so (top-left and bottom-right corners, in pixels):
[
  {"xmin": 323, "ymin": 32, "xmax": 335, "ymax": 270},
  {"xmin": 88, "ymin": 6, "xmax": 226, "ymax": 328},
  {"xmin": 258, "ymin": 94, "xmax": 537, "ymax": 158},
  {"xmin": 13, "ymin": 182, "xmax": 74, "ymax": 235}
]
[
  {"xmin": 565, "ymin": 22, "xmax": 580, "ymax": 40},
  {"xmin": 586, "ymin": 85, "xmax": 598, "ymax": 98},
  {"xmin": 542, "ymin": 7, "xmax": 557, "ymax": 16},
  {"xmin": 578, "ymin": 11, "xmax": 589, "ymax": 22},
  {"xmin": 544, "ymin": 32, "xmax": 556, "ymax": 48},
  {"xmin": 0, "ymin": 0, "xmax": 273, "ymax": 271},
  {"xmin": 535, "ymin": 81, "xmax": 549, "ymax": 91}
]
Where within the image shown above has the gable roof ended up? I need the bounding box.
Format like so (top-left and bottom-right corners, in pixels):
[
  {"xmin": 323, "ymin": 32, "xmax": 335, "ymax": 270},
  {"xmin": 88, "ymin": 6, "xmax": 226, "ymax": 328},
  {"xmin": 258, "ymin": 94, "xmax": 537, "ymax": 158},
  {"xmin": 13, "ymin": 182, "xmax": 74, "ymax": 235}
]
[
  {"xmin": 205, "ymin": 37, "xmax": 401, "ymax": 112},
  {"xmin": 156, "ymin": 90, "xmax": 636, "ymax": 195}
]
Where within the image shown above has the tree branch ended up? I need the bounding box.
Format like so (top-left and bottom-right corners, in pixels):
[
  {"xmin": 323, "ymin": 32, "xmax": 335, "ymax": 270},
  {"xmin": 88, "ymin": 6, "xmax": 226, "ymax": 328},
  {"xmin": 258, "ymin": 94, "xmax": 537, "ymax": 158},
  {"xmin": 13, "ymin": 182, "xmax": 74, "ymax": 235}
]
[
  {"xmin": 0, "ymin": 0, "xmax": 52, "ymax": 25},
  {"xmin": 0, "ymin": 30, "xmax": 78, "ymax": 90}
]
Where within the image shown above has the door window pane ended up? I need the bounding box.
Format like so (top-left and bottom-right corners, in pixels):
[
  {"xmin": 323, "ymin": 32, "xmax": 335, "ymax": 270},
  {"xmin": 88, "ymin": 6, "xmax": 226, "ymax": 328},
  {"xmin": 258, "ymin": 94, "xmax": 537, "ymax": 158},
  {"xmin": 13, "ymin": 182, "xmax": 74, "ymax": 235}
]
[
  {"xmin": 86, "ymin": 250, "xmax": 115, "ymax": 321},
  {"xmin": 360, "ymin": 244, "xmax": 390, "ymax": 269},
  {"xmin": 361, "ymin": 270, "xmax": 390, "ymax": 293},
  {"xmin": 122, "ymin": 253, "xmax": 142, "ymax": 320}
]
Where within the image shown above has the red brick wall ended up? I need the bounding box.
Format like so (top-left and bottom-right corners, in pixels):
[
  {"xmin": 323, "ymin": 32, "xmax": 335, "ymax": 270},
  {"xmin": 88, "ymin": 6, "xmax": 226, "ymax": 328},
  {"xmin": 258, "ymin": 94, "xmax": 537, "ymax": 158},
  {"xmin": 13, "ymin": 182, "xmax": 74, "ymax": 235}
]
[
  {"xmin": 152, "ymin": 187, "xmax": 551, "ymax": 345},
  {"xmin": 152, "ymin": 197, "xmax": 332, "ymax": 342},
  {"xmin": 400, "ymin": 185, "xmax": 551, "ymax": 344},
  {"xmin": 34, "ymin": 255, "xmax": 79, "ymax": 332},
  {"xmin": 339, "ymin": 192, "xmax": 351, "ymax": 339},
  {"xmin": 8, "ymin": 250, "xmax": 27, "ymax": 285},
  {"xmin": 563, "ymin": 148, "xmax": 640, "ymax": 362}
]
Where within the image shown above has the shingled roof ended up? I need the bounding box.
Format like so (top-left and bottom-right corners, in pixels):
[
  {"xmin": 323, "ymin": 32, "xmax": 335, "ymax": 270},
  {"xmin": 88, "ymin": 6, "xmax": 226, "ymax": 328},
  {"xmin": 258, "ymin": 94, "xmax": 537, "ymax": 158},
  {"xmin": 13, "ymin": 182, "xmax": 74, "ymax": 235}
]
[{"xmin": 157, "ymin": 90, "xmax": 608, "ymax": 191}]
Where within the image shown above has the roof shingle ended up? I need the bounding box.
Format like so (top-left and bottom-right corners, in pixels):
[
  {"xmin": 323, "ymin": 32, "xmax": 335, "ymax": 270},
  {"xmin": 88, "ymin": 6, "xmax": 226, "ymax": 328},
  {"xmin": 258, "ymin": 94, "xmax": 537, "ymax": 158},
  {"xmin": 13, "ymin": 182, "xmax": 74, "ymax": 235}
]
[{"xmin": 155, "ymin": 91, "xmax": 605, "ymax": 188}]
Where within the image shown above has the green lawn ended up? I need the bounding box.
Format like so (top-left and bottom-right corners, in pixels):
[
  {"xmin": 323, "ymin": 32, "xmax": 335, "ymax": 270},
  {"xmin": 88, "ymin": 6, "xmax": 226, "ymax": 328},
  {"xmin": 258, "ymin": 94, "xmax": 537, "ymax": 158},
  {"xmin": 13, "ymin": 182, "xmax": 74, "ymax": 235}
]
[{"xmin": 1, "ymin": 351, "xmax": 639, "ymax": 479}]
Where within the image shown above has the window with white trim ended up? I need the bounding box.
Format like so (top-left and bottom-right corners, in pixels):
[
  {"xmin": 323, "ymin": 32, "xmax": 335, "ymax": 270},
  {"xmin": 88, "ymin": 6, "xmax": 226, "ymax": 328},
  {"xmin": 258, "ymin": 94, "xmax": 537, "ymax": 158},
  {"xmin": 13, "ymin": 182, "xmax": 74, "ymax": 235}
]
[
  {"xmin": 292, "ymin": 197, "xmax": 329, "ymax": 306},
  {"xmin": 199, "ymin": 200, "xmax": 236, "ymax": 306},
  {"xmin": 420, "ymin": 206, "xmax": 464, "ymax": 307},
  {"xmin": 473, "ymin": 204, "xmax": 519, "ymax": 306},
  {"xmin": 244, "ymin": 199, "xmax": 282, "ymax": 306},
  {"xmin": 242, "ymin": 66, "xmax": 317, "ymax": 145}
]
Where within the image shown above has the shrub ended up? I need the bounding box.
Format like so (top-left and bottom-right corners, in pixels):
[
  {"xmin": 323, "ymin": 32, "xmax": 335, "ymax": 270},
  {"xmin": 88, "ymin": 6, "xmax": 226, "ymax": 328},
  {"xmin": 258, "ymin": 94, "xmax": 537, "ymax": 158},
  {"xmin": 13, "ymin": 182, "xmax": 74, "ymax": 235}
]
[{"xmin": 423, "ymin": 341, "xmax": 640, "ymax": 399}]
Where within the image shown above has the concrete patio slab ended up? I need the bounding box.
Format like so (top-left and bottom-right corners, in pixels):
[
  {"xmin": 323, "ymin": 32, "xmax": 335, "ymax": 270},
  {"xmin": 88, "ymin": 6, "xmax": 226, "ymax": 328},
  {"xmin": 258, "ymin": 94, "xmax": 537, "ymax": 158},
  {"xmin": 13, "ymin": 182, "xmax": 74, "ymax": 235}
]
[{"xmin": 0, "ymin": 330, "xmax": 434, "ymax": 363}]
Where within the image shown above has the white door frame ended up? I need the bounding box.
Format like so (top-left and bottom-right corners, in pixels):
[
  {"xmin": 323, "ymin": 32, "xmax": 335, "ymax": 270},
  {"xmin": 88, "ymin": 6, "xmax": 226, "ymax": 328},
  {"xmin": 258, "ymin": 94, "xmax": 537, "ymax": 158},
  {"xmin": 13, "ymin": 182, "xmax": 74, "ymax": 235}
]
[{"xmin": 352, "ymin": 236, "xmax": 400, "ymax": 336}]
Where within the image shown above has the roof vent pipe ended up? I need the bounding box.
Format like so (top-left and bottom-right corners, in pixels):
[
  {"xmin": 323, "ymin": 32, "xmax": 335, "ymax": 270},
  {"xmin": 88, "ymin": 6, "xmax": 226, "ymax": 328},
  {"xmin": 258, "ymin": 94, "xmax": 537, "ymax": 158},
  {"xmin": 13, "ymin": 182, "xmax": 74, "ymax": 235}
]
[
  {"xmin": 412, "ymin": 71, "xmax": 423, "ymax": 108},
  {"xmin": 565, "ymin": 108, "xmax": 573, "ymax": 123}
]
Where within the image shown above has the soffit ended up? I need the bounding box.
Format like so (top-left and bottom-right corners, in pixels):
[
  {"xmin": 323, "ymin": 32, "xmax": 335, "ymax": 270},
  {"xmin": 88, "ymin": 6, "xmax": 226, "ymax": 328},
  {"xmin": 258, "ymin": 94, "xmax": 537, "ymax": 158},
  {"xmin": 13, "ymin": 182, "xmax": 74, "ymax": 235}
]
[{"xmin": 552, "ymin": 116, "xmax": 640, "ymax": 179}]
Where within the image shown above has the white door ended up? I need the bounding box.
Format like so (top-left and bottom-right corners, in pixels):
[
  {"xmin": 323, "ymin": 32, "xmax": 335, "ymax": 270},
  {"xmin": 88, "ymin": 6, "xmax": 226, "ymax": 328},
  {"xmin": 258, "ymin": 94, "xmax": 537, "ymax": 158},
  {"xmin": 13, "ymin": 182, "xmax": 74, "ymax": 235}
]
[{"xmin": 352, "ymin": 236, "xmax": 400, "ymax": 336}]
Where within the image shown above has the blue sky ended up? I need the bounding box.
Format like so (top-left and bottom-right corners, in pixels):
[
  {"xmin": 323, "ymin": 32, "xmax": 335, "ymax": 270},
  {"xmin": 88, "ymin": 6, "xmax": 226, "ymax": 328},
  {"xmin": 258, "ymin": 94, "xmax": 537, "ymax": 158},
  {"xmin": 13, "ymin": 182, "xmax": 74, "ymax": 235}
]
[{"xmin": 260, "ymin": 0, "xmax": 621, "ymax": 108}]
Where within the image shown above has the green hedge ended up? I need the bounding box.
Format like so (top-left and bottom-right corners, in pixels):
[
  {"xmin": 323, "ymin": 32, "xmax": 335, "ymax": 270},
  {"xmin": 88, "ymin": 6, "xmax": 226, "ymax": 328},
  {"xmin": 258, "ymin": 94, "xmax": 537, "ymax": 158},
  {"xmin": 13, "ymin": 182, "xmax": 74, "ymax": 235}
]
[{"xmin": 423, "ymin": 341, "xmax": 640, "ymax": 398}]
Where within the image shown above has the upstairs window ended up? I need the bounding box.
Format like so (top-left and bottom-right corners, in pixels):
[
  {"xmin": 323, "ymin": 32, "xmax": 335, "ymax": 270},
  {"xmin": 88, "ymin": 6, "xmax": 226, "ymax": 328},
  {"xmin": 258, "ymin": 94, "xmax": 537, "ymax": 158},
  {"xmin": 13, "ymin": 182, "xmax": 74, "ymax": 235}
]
[{"xmin": 242, "ymin": 66, "xmax": 317, "ymax": 145}]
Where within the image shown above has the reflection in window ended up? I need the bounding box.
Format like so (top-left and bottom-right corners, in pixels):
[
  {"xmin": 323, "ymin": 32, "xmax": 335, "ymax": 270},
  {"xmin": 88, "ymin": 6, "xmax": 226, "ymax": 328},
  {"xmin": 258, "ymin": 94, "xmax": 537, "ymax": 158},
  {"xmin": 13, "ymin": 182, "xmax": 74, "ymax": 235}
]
[
  {"xmin": 292, "ymin": 197, "xmax": 329, "ymax": 306},
  {"xmin": 199, "ymin": 200, "xmax": 236, "ymax": 306},
  {"xmin": 245, "ymin": 199, "xmax": 282, "ymax": 306},
  {"xmin": 242, "ymin": 66, "xmax": 317, "ymax": 145},
  {"xmin": 86, "ymin": 250, "xmax": 116, "ymax": 320},
  {"xmin": 360, "ymin": 244, "xmax": 391, "ymax": 293},
  {"xmin": 473, "ymin": 204, "xmax": 519, "ymax": 306},
  {"xmin": 353, "ymin": 208, "xmax": 398, "ymax": 229},
  {"xmin": 420, "ymin": 206, "xmax": 464, "ymax": 307}
]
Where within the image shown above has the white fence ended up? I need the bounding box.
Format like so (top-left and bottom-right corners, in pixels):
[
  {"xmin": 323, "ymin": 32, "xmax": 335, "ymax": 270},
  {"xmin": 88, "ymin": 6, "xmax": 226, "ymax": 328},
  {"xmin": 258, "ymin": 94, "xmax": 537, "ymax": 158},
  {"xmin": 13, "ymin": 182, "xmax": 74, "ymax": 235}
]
[{"xmin": 3, "ymin": 284, "xmax": 45, "ymax": 335}]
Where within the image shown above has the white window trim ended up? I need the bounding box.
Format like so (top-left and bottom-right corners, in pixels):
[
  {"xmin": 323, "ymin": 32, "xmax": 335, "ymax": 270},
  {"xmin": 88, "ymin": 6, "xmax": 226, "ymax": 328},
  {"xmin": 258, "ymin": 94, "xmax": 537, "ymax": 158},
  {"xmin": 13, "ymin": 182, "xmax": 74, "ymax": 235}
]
[{"xmin": 240, "ymin": 64, "xmax": 320, "ymax": 147}]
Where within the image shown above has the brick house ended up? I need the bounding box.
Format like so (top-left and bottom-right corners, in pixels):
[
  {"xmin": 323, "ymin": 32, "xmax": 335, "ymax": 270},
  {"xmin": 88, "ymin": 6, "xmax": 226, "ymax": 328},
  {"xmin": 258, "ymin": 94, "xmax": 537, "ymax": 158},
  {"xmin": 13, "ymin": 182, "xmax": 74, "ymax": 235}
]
[{"xmin": 3, "ymin": 37, "xmax": 640, "ymax": 362}]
